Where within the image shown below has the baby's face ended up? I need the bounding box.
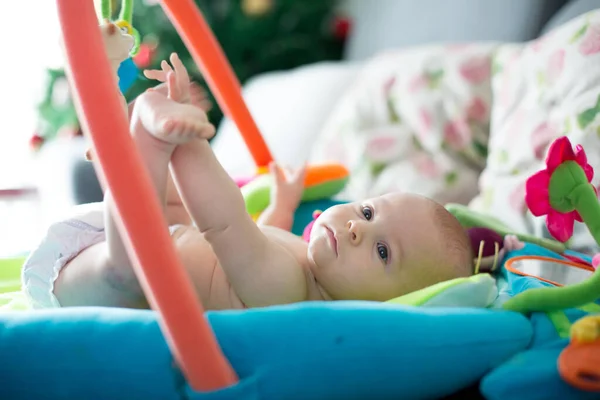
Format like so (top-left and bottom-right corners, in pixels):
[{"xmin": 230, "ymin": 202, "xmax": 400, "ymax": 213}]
[{"xmin": 307, "ymin": 193, "xmax": 442, "ymax": 301}]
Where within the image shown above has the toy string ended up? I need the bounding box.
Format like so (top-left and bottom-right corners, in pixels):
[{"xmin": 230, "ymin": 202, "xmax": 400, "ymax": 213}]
[
  {"xmin": 119, "ymin": 0, "xmax": 134, "ymax": 24},
  {"xmin": 100, "ymin": 0, "xmax": 111, "ymax": 20},
  {"xmin": 503, "ymin": 161, "xmax": 600, "ymax": 313}
]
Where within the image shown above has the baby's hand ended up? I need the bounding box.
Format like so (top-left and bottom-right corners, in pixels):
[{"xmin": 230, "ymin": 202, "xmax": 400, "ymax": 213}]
[
  {"xmin": 150, "ymin": 81, "xmax": 212, "ymax": 112},
  {"xmin": 144, "ymin": 53, "xmax": 196, "ymax": 104},
  {"xmin": 270, "ymin": 162, "xmax": 307, "ymax": 213}
]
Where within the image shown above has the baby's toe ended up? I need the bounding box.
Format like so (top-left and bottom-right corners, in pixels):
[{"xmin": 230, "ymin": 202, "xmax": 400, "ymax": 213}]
[
  {"xmin": 200, "ymin": 123, "xmax": 216, "ymax": 139},
  {"xmin": 162, "ymin": 119, "xmax": 176, "ymax": 133}
]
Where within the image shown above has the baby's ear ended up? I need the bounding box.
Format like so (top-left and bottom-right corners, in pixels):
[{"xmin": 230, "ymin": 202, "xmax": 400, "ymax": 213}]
[{"xmin": 84, "ymin": 148, "xmax": 93, "ymax": 161}]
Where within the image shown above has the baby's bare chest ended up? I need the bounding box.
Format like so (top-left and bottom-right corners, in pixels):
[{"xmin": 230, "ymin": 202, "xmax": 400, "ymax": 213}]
[{"xmin": 174, "ymin": 226, "xmax": 311, "ymax": 309}]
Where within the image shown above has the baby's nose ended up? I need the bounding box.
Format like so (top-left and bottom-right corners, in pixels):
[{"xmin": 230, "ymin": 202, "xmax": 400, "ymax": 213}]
[{"xmin": 346, "ymin": 220, "xmax": 362, "ymax": 244}]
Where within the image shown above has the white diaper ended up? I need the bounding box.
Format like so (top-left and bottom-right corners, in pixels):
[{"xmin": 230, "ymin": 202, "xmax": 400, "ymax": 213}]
[{"xmin": 21, "ymin": 202, "xmax": 183, "ymax": 309}]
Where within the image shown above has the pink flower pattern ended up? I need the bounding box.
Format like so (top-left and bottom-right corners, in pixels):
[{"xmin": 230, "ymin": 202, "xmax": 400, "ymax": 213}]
[
  {"xmin": 579, "ymin": 23, "xmax": 600, "ymax": 55},
  {"xmin": 419, "ymin": 108, "xmax": 433, "ymax": 133},
  {"xmin": 466, "ymin": 97, "xmax": 488, "ymax": 122},
  {"xmin": 412, "ymin": 153, "xmax": 441, "ymax": 178},
  {"xmin": 530, "ymin": 33, "xmax": 552, "ymax": 53},
  {"xmin": 383, "ymin": 76, "xmax": 396, "ymax": 96},
  {"xmin": 547, "ymin": 49, "xmax": 565, "ymax": 84},
  {"xmin": 531, "ymin": 121, "xmax": 560, "ymax": 160},
  {"xmin": 365, "ymin": 134, "xmax": 399, "ymax": 162},
  {"xmin": 459, "ymin": 57, "xmax": 491, "ymax": 84},
  {"xmin": 509, "ymin": 182, "xmax": 527, "ymax": 213},
  {"xmin": 408, "ymin": 74, "xmax": 428, "ymax": 93},
  {"xmin": 444, "ymin": 118, "xmax": 471, "ymax": 150}
]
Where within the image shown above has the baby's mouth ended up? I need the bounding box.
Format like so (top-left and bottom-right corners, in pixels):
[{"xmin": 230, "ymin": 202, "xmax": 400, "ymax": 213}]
[{"xmin": 325, "ymin": 226, "xmax": 338, "ymax": 257}]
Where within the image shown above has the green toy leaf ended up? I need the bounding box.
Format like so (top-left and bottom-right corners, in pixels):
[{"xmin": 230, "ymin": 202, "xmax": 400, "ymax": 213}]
[
  {"xmin": 445, "ymin": 203, "xmax": 566, "ymax": 253},
  {"xmin": 242, "ymin": 175, "xmax": 349, "ymax": 216}
]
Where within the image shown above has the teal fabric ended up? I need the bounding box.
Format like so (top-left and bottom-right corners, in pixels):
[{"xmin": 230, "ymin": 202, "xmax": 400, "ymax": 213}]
[
  {"xmin": 481, "ymin": 242, "xmax": 600, "ymax": 399},
  {"xmin": 118, "ymin": 58, "xmax": 139, "ymax": 94},
  {"xmin": 481, "ymin": 339, "xmax": 599, "ymax": 400},
  {"xmin": 0, "ymin": 303, "xmax": 531, "ymax": 399}
]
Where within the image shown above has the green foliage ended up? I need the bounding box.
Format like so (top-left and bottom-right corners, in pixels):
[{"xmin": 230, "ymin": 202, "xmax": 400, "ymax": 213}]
[
  {"xmin": 126, "ymin": 0, "xmax": 346, "ymax": 124},
  {"xmin": 35, "ymin": 0, "xmax": 347, "ymax": 147}
]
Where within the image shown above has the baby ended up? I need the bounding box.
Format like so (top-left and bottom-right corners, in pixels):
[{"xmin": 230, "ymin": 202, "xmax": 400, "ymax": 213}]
[{"xmin": 23, "ymin": 33, "xmax": 473, "ymax": 310}]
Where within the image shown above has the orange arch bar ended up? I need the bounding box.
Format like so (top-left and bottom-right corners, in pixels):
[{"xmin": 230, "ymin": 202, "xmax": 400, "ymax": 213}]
[
  {"xmin": 55, "ymin": 0, "xmax": 237, "ymax": 391},
  {"xmin": 159, "ymin": 0, "xmax": 273, "ymax": 169}
]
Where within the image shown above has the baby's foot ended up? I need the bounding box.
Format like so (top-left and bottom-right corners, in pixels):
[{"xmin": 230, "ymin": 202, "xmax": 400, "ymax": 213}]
[
  {"xmin": 571, "ymin": 315, "xmax": 600, "ymax": 343},
  {"xmin": 135, "ymin": 90, "xmax": 215, "ymax": 145}
]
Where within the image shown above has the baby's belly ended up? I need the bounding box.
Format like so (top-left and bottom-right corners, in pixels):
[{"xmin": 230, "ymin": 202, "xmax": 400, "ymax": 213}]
[{"xmin": 172, "ymin": 226, "xmax": 245, "ymax": 310}]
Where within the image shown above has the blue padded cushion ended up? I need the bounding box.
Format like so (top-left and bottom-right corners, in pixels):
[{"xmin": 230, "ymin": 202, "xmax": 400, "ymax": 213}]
[{"xmin": 0, "ymin": 302, "xmax": 531, "ymax": 399}]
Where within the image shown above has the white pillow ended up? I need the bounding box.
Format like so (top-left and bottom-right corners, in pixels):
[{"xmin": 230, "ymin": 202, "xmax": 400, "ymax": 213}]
[{"xmin": 211, "ymin": 61, "xmax": 361, "ymax": 178}]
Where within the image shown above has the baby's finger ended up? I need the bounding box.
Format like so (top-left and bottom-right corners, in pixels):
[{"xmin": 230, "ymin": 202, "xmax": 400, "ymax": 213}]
[
  {"xmin": 170, "ymin": 53, "xmax": 190, "ymax": 87},
  {"xmin": 143, "ymin": 69, "xmax": 167, "ymax": 81},
  {"xmin": 270, "ymin": 162, "xmax": 286, "ymax": 184},
  {"xmin": 190, "ymin": 81, "xmax": 207, "ymax": 94},
  {"xmin": 292, "ymin": 164, "xmax": 308, "ymax": 184},
  {"xmin": 189, "ymin": 83, "xmax": 208, "ymax": 99},
  {"xmin": 161, "ymin": 60, "xmax": 173, "ymax": 76},
  {"xmin": 198, "ymin": 99, "xmax": 213, "ymax": 112},
  {"xmin": 167, "ymin": 71, "xmax": 181, "ymax": 101}
]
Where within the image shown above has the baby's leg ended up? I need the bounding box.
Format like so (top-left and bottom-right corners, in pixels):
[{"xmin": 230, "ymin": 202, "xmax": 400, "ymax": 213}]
[{"xmin": 54, "ymin": 90, "xmax": 211, "ymax": 307}]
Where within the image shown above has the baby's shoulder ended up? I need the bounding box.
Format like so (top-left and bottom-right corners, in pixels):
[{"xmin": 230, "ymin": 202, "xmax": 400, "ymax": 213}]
[
  {"xmin": 260, "ymin": 225, "xmax": 309, "ymax": 261},
  {"xmin": 260, "ymin": 225, "xmax": 305, "ymax": 243}
]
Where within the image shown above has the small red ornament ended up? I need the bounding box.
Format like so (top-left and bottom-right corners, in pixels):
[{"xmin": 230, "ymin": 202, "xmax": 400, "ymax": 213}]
[
  {"xmin": 134, "ymin": 43, "xmax": 155, "ymax": 69},
  {"xmin": 333, "ymin": 16, "xmax": 351, "ymax": 40},
  {"xmin": 29, "ymin": 134, "xmax": 45, "ymax": 151}
]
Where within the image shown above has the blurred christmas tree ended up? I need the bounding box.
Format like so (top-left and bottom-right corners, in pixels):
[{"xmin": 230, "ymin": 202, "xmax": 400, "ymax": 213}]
[
  {"xmin": 129, "ymin": 0, "xmax": 349, "ymax": 123},
  {"xmin": 31, "ymin": 0, "xmax": 350, "ymax": 151}
]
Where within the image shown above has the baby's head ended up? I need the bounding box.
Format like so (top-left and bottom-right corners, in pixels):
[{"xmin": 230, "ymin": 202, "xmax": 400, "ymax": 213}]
[{"xmin": 307, "ymin": 193, "xmax": 472, "ymax": 302}]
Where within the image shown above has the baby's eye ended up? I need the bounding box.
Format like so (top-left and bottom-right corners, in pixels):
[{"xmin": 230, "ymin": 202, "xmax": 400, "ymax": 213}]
[
  {"xmin": 377, "ymin": 243, "xmax": 388, "ymax": 262},
  {"xmin": 362, "ymin": 206, "xmax": 373, "ymax": 220}
]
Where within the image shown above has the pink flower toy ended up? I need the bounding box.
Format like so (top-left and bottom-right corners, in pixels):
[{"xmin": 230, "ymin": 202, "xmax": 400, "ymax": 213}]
[
  {"xmin": 503, "ymin": 136, "xmax": 600, "ymax": 314},
  {"xmin": 525, "ymin": 136, "xmax": 597, "ymax": 243},
  {"xmin": 499, "ymin": 137, "xmax": 600, "ymax": 392}
]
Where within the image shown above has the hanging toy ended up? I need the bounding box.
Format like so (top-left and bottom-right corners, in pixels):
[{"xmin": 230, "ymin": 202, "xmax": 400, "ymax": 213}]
[{"xmin": 98, "ymin": 0, "xmax": 141, "ymax": 94}]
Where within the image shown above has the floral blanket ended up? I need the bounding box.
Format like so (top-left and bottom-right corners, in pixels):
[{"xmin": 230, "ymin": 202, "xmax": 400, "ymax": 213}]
[{"xmin": 310, "ymin": 10, "xmax": 600, "ymax": 251}]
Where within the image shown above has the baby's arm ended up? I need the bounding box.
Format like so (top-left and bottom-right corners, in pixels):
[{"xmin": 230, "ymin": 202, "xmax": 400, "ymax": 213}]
[
  {"xmin": 257, "ymin": 163, "xmax": 306, "ymax": 231},
  {"xmin": 170, "ymin": 141, "xmax": 308, "ymax": 307}
]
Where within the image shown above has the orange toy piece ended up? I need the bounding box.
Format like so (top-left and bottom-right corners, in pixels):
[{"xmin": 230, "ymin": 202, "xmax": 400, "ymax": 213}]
[
  {"xmin": 56, "ymin": 0, "xmax": 237, "ymax": 392},
  {"xmin": 242, "ymin": 163, "xmax": 349, "ymax": 216},
  {"xmin": 304, "ymin": 163, "xmax": 349, "ymax": 187},
  {"xmin": 558, "ymin": 336, "xmax": 600, "ymax": 392}
]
